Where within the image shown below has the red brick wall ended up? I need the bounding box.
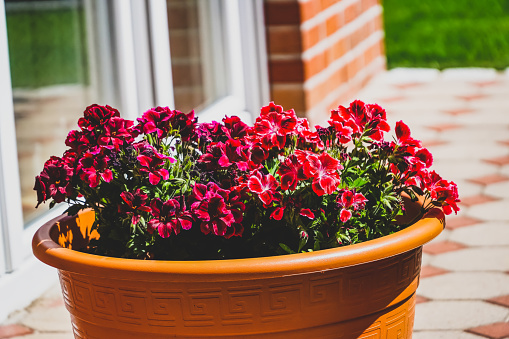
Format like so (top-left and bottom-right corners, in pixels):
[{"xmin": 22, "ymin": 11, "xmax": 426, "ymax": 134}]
[{"xmin": 265, "ymin": 0, "xmax": 385, "ymax": 125}]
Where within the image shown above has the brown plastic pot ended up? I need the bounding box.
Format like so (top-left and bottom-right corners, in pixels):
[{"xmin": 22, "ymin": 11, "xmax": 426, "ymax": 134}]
[{"xmin": 33, "ymin": 206, "xmax": 443, "ymax": 339}]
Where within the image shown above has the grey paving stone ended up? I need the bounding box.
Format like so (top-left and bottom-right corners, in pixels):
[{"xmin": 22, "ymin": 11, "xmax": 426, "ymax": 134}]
[
  {"xmin": 430, "ymin": 160, "xmax": 495, "ymax": 181},
  {"xmin": 449, "ymin": 222, "xmax": 509, "ymax": 246},
  {"xmin": 414, "ymin": 300, "xmax": 509, "ymax": 330},
  {"xmin": 440, "ymin": 68, "xmax": 499, "ymax": 81},
  {"xmin": 467, "ymin": 200, "xmax": 509, "ymax": 221},
  {"xmin": 20, "ymin": 306, "xmax": 72, "ymax": 333},
  {"xmin": 10, "ymin": 334, "xmax": 74, "ymax": 339},
  {"xmin": 418, "ymin": 272, "xmax": 509, "ymax": 300},
  {"xmin": 430, "ymin": 142, "xmax": 509, "ymax": 161},
  {"xmin": 413, "ymin": 330, "xmax": 485, "ymax": 339},
  {"xmin": 431, "ymin": 247, "xmax": 509, "ymax": 272},
  {"xmin": 439, "ymin": 125, "xmax": 509, "ymax": 142},
  {"xmin": 485, "ymin": 181, "xmax": 509, "ymax": 199},
  {"xmin": 384, "ymin": 68, "xmax": 441, "ymax": 83}
]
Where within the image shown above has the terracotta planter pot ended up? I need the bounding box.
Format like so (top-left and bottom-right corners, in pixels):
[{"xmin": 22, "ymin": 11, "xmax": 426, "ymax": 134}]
[{"xmin": 33, "ymin": 207, "xmax": 443, "ymax": 339}]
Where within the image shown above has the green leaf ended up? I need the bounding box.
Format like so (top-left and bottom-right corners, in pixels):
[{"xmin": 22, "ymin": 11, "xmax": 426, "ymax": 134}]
[
  {"xmin": 279, "ymin": 243, "xmax": 296, "ymax": 254},
  {"xmin": 352, "ymin": 177, "xmax": 369, "ymax": 188}
]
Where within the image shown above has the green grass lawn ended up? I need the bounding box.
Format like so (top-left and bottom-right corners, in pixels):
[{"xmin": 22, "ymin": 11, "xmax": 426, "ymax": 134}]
[{"xmin": 383, "ymin": 0, "xmax": 509, "ymax": 69}]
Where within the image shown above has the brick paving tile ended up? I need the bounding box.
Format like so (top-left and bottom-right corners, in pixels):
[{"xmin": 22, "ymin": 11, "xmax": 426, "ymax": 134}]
[
  {"xmin": 445, "ymin": 216, "xmax": 481, "ymax": 230},
  {"xmin": 467, "ymin": 174, "xmax": 509, "ymax": 186},
  {"xmin": 457, "ymin": 94, "xmax": 489, "ymax": 101},
  {"xmin": 467, "ymin": 322, "xmax": 509, "ymax": 339},
  {"xmin": 420, "ymin": 265, "xmax": 450, "ymax": 278},
  {"xmin": 443, "ymin": 108, "xmax": 475, "ymax": 116},
  {"xmin": 484, "ymin": 155, "xmax": 509, "ymax": 166},
  {"xmin": 0, "ymin": 324, "xmax": 33, "ymax": 339},
  {"xmin": 426, "ymin": 123, "xmax": 463, "ymax": 132},
  {"xmin": 377, "ymin": 96, "xmax": 406, "ymax": 103},
  {"xmin": 415, "ymin": 295, "xmax": 430, "ymax": 304},
  {"xmin": 486, "ymin": 295, "xmax": 509, "ymax": 308},
  {"xmin": 393, "ymin": 83, "xmax": 423, "ymax": 90},
  {"xmin": 459, "ymin": 194, "xmax": 500, "ymax": 207},
  {"xmin": 472, "ymin": 81, "xmax": 500, "ymax": 87},
  {"xmin": 423, "ymin": 241, "xmax": 466, "ymax": 255},
  {"xmin": 422, "ymin": 139, "xmax": 448, "ymax": 147}
]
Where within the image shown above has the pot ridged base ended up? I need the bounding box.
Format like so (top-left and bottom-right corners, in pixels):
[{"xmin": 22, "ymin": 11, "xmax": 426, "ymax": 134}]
[{"xmin": 58, "ymin": 248, "xmax": 421, "ymax": 338}]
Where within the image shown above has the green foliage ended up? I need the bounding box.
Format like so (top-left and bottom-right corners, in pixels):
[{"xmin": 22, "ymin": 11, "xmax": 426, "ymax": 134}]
[{"xmin": 383, "ymin": 0, "xmax": 509, "ymax": 69}]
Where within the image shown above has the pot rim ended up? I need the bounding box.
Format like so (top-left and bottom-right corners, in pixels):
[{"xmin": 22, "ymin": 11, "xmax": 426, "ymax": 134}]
[{"xmin": 32, "ymin": 211, "xmax": 443, "ymax": 282}]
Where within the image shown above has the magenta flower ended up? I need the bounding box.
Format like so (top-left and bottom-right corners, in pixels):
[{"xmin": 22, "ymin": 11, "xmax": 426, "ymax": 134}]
[
  {"xmin": 34, "ymin": 156, "xmax": 74, "ymax": 207},
  {"xmin": 136, "ymin": 145, "xmax": 174, "ymax": 185},
  {"xmin": 118, "ymin": 189, "xmax": 151, "ymax": 225},
  {"xmin": 189, "ymin": 183, "xmax": 243, "ymax": 237},
  {"xmin": 147, "ymin": 198, "xmax": 193, "ymax": 238},
  {"xmin": 98, "ymin": 117, "xmax": 134, "ymax": 149},
  {"xmin": 78, "ymin": 104, "xmax": 120, "ymax": 132}
]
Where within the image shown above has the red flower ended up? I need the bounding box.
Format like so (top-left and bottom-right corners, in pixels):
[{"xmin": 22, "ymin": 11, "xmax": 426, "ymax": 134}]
[
  {"xmin": 395, "ymin": 121, "xmax": 421, "ymax": 148},
  {"xmin": 423, "ymin": 171, "xmax": 460, "ymax": 215},
  {"xmin": 330, "ymin": 101, "xmax": 390, "ymax": 141},
  {"xmin": 247, "ymin": 171, "xmax": 279, "ymax": 206},
  {"xmin": 299, "ymin": 151, "xmax": 342, "ymax": 196},
  {"xmin": 118, "ymin": 189, "xmax": 151, "ymax": 225},
  {"xmin": 277, "ymin": 154, "xmax": 306, "ymax": 191},
  {"xmin": 78, "ymin": 104, "xmax": 120, "ymax": 132},
  {"xmin": 147, "ymin": 198, "xmax": 193, "ymax": 238},
  {"xmin": 169, "ymin": 109, "xmax": 197, "ymax": 142},
  {"xmin": 340, "ymin": 209, "xmax": 352, "ymax": 222},
  {"xmin": 270, "ymin": 206, "xmax": 285, "ymax": 220},
  {"xmin": 251, "ymin": 103, "xmax": 297, "ymax": 150},
  {"xmin": 300, "ymin": 208, "xmax": 315, "ymax": 219},
  {"xmin": 222, "ymin": 116, "xmax": 249, "ymax": 140}
]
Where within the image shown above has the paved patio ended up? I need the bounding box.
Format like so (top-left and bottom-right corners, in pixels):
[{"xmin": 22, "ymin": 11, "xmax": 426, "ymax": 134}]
[{"xmin": 1, "ymin": 68, "xmax": 509, "ymax": 338}]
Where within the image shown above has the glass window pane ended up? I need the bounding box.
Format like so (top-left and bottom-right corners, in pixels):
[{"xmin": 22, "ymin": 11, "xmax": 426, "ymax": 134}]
[
  {"xmin": 167, "ymin": 0, "xmax": 228, "ymax": 113},
  {"xmin": 5, "ymin": 0, "xmax": 118, "ymax": 224}
]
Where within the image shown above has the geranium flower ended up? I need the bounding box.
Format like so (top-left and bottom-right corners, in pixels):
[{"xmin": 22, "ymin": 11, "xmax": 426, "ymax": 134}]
[
  {"xmin": 251, "ymin": 103, "xmax": 297, "ymax": 150},
  {"xmin": 98, "ymin": 117, "xmax": 134, "ymax": 149},
  {"xmin": 247, "ymin": 171, "xmax": 279, "ymax": 206},
  {"xmin": 78, "ymin": 147, "xmax": 112, "ymax": 188},
  {"xmin": 34, "ymin": 156, "xmax": 73, "ymax": 207},
  {"xmin": 330, "ymin": 101, "xmax": 389, "ymax": 140},
  {"xmin": 168, "ymin": 109, "xmax": 196, "ymax": 142},
  {"xmin": 118, "ymin": 189, "xmax": 151, "ymax": 225},
  {"xmin": 137, "ymin": 146, "xmax": 174, "ymax": 185},
  {"xmin": 189, "ymin": 183, "xmax": 242, "ymax": 237},
  {"xmin": 277, "ymin": 154, "xmax": 306, "ymax": 191},
  {"xmin": 136, "ymin": 106, "xmax": 172, "ymax": 138},
  {"xmin": 422, "ymin": 171, "xmax": 460, "ymax": 215},
  {"xmin": 299, "ymin": 151, "xmax": 342, "ymax": 196},
  {"xmin": 78, "ymin": 104, "xmax": 120, "ymax": 132},
  {"xmin": 395, "ymin": 121, "xmax": 421, "ymax": 148},
  {"xmin": 222, "ymin": 116, "xmax": 249, "ymax": 140},
  {"xmin": 147, "ymin": 198, "xmax": 192, "ymax": 237}
]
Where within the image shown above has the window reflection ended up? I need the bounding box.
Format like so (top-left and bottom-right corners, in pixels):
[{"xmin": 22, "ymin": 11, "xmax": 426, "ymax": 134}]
[
  {"xmin": 5, "ymin": 0, "xmax": 117, "ymax": 224},
  {"xmin": 167, "ymin": 0, "xmax": 227, "ymax": 113}
]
